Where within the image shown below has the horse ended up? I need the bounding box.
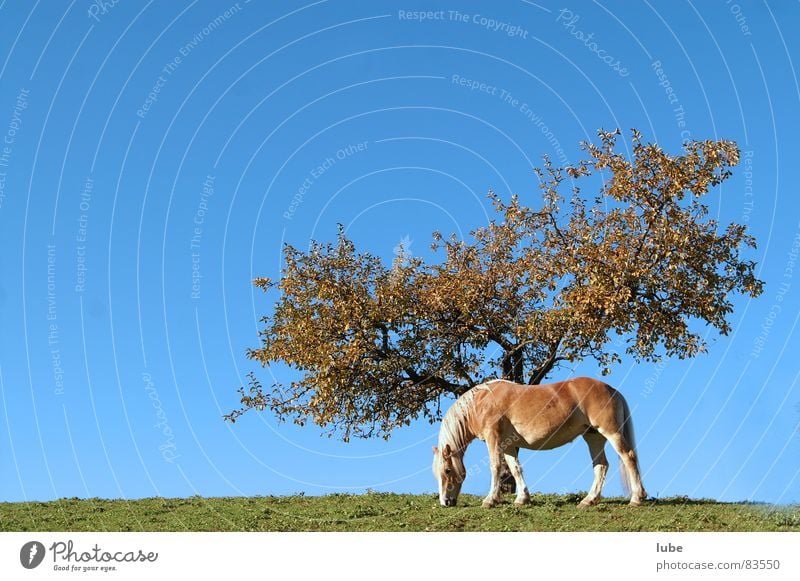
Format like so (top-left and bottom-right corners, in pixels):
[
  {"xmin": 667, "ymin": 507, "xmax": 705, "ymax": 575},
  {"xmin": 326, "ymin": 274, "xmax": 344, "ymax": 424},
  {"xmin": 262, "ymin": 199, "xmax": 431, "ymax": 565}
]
[{"xmin": 432, "ymin": 376, "xmax": 647, "ymax": 508}]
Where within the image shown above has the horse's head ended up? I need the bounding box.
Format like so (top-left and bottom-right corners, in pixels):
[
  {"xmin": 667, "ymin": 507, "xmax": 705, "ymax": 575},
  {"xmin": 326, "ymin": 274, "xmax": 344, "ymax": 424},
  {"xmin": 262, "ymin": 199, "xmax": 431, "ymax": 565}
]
[{"xmin": 432, "ymin": 443, "xmax": 466, "ymax": 507}]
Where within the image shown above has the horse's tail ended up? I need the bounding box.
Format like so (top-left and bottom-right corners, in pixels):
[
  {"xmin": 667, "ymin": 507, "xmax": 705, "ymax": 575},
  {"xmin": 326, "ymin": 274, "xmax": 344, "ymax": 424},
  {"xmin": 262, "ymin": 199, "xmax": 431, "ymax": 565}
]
[{"xmin": 616, "ymin": 391, "xmax": 639, "ymax": 498}]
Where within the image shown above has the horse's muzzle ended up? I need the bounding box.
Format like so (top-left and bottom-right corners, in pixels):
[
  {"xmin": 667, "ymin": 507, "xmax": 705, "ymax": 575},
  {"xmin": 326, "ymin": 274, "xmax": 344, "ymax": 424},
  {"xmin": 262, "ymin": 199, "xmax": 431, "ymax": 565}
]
[{"xmin": 442, "ymin": 498, "xmax": 457, "ymax": 507}]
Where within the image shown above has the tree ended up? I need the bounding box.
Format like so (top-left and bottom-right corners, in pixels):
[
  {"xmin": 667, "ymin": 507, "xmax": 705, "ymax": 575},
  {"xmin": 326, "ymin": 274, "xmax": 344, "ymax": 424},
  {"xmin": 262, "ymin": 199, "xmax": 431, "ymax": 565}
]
[{"xmin": 227, "ymin": 130, "xmax": 763, "ymax": 452}]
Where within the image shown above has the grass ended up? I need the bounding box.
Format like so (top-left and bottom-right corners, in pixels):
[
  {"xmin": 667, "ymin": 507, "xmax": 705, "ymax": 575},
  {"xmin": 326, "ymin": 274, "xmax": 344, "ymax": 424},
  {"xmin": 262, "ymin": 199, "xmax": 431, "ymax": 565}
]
[{"xmin": 1, "ymin": 493, "xmax": 798, "ymax": 532}]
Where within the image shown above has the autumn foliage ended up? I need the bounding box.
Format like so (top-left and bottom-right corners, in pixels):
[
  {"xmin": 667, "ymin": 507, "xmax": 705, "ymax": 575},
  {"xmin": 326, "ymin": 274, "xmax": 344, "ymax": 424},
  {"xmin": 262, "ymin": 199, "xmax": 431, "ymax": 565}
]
[{"xmin": 227, "ymin": 130, "xmax": 763, "ymax": 441}]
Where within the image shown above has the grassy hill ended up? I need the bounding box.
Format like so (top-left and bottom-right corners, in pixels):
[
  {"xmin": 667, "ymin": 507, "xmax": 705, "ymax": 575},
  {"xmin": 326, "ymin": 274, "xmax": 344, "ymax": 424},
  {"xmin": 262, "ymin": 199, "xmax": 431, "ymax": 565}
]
[{"xmin": 2, "ymin": 493, "xmax": 798, "ymax": 532}]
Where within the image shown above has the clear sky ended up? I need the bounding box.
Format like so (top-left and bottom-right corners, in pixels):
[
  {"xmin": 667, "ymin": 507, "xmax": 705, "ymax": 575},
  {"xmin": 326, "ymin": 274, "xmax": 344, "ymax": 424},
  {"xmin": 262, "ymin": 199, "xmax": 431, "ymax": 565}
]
[{"xmin": 0, "ymin": 1, "xmax": 798, "ymax": 506}]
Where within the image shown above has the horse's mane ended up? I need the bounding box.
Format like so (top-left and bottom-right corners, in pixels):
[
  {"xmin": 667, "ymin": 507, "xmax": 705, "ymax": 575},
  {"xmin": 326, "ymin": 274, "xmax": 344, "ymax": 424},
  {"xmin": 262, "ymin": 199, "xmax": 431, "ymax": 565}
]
[{"xmin": 439, "ymin": 382, "xmax": 495, "ymax": 453}]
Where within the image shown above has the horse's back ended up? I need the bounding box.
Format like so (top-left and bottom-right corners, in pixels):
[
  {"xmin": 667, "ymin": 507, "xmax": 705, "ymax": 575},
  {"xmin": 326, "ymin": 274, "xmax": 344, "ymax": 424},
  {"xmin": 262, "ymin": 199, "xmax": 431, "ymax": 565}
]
[{"xmin": 482, "ymin": 376, "xmax": 614, "ymax": 407}]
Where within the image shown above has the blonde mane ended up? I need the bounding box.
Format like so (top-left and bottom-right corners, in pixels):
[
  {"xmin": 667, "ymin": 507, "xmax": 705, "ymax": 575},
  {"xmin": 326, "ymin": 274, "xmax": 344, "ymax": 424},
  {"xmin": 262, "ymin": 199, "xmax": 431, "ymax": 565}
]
[{"xmin": 438, "ymin": 383, "xmax": 495, "ymax": 453}]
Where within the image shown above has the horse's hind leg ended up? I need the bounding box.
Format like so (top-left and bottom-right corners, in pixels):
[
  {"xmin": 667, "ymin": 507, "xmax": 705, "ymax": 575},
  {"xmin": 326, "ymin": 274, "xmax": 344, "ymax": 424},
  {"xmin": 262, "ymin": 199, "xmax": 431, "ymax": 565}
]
[
  {"xmin": 600, "ymin": 430, "xmax": 647, "ymax": 506},
  {"xmin": 579, "ymin": 432, "xmax": 608, "ymax": 508},
  {"xmin": 503, "ymin": 449, "xmax": 531, "ymax": 506}
]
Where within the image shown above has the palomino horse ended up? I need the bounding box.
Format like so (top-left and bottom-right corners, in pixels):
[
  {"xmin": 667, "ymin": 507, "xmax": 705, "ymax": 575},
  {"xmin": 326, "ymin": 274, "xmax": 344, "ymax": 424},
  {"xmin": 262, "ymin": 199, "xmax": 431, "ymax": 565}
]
[{"xmin": 432, "ymin": 377, "xmax": 647, "ymax": 508}]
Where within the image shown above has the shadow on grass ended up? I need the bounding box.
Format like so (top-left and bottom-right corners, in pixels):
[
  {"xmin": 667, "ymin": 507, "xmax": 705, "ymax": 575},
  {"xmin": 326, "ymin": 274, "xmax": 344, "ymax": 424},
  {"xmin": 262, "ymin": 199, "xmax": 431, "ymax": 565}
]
[{"xmin": 453, "ymin": 493, "xmax": 742, "ymax": 508}]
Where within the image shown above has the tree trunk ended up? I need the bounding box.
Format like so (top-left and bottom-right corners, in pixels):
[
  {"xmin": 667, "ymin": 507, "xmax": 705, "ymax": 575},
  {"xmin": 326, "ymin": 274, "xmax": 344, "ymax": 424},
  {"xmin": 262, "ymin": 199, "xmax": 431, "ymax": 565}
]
[
  {"xmin": 498, "ymin": 346, "xmax": 525, "ymax": 494},
  {"xmin": 498, "ymin": 455, "xmax": 516, "ymax": 494}
]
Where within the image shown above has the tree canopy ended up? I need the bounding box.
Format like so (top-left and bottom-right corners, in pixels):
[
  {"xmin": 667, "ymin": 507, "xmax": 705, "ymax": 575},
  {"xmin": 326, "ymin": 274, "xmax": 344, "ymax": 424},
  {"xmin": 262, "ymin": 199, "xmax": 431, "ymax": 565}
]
[{"xmin": 227, "ymin": 129, "xmax": 763, "ymax": 441}]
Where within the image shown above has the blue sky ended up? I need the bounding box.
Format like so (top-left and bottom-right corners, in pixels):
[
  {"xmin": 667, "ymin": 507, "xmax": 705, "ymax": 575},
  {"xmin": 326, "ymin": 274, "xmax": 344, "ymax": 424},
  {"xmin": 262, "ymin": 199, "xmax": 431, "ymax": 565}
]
[{"xmin": 0, "ymin": 1, "xmax": 798, "ymax": 506}]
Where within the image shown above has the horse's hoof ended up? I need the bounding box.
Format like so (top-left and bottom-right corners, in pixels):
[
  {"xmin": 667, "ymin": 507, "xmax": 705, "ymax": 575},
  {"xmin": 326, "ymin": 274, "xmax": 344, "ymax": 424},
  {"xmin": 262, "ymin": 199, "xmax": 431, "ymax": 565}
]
[
  {"xmin": 514, "ymin": 498, "xmax": 530, "ymax": 506},
  {"xmin": 578, "ymin": 500, "xmax": 595, "ymax": 509},
  {"xmin": 628, "ymin": 499, "xmax": 642, "ymax": 507},
  {"xmin": 482, "ymin": 499, "xmax": 497, "ymax": 508}
]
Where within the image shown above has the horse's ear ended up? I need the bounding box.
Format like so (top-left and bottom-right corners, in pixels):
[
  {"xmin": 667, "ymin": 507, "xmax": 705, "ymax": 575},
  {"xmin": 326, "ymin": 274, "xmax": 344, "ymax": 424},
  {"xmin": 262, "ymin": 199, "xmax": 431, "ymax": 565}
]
[
  {"xmin": 443, "ymin": 444, "xmax": 452, "ymax": 458},
  {"xmin": 432, "ymin": 446, "xmax": 438, "ymax": 455}
]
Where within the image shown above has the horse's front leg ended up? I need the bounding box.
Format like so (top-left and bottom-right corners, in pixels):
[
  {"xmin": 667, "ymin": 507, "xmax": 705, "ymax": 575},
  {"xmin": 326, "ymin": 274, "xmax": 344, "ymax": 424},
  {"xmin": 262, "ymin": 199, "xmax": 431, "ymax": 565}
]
[{"xmin": 482, "ymin": 433, "xmax": 504, "ymax": 508}]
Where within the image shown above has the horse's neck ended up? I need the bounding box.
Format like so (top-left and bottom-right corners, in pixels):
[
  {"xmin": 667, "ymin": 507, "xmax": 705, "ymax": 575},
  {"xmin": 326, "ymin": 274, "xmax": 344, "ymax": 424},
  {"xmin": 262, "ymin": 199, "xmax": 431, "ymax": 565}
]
[
  {"xmin": 440, "ymin": 430, "xmax": 475, "ymax": 454},
  {"xmin": 440, "ymin": 404, "xmax": 477, "ymax": 453}
]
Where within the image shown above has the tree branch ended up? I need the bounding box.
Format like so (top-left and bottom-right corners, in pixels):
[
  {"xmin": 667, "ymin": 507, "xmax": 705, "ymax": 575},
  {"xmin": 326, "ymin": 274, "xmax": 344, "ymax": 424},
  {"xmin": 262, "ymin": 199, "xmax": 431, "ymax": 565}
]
[{"xmin": 528, "ymin": 340, "xmax": 564, "ymax": 385}]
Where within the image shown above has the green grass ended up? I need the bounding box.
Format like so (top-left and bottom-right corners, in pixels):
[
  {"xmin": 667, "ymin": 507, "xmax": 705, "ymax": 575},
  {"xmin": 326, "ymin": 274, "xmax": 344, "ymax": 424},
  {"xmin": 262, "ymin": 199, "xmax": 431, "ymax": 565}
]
[{"xmin": 1, "ymin": 493, "xmax": 798, "ymax": 532}]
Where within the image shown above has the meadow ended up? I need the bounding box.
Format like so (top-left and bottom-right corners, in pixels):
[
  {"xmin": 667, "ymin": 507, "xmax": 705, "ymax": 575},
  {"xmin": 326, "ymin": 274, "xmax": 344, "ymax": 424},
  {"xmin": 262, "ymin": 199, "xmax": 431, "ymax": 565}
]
[{"xmin": 2, "ymin": 493, "xmax": 798, "ymax": 532}]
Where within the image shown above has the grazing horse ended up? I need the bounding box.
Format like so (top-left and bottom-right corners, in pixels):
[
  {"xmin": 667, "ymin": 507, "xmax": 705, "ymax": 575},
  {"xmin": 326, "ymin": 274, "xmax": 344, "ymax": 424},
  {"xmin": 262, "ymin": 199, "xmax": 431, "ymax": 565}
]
[{"xmin": 432, "ymin": 377, "xmax": 647, "ymax": 508}]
